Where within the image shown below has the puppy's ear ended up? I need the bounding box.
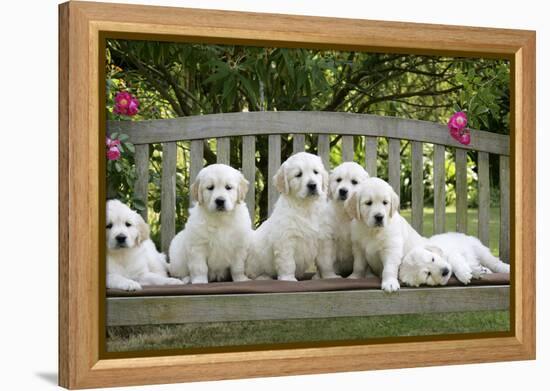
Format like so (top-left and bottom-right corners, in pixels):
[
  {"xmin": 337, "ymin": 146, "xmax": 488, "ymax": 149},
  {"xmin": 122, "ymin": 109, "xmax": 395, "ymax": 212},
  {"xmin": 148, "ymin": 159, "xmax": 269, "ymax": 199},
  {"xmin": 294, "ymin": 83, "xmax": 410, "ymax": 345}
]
[
  {"xmin": 190, "ymin": 176, "xmax": 203, "ymax": 205},
  {"xmin": 390, "ymin": 188, "xmax": 400, "ymax": 217},
  {"xmin": 344, "ymin": 192, "xmax": 360, "ymax": 220},
  {"xmin": 425, "ymin": 245, "xmax": 444, "ymax": 258},
  {"xmin": 274, "ymin": 162, "xmax": 288, "ymax": 194},
  {"xmin": 135, "ymin": 212, "xmax": 150, "ymax": 244},
  {"xmin": 238, "ymin": 173, "xmax": 249, "ymax": 203}
]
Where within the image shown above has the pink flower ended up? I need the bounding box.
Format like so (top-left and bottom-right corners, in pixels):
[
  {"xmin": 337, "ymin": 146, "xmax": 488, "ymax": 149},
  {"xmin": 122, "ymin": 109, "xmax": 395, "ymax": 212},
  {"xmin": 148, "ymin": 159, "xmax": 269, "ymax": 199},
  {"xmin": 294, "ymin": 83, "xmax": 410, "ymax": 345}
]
[
  {"xmin": 450, "ymin": 126, "xmax": 471, "ymax": 146},
  {"xmin": 114, "ymin": 91, "xmax": 139, "ymax": 116},
  {"xmin": 107, "ymin": 146, "xmax": 121, "ymax": 161},
  {"xmin": 447, "ymin": 111, "xmax": 468, "ymax": 131},
  {"xmin": 106, "ymin": 137, "xmax": 121, "ymax": 148}
]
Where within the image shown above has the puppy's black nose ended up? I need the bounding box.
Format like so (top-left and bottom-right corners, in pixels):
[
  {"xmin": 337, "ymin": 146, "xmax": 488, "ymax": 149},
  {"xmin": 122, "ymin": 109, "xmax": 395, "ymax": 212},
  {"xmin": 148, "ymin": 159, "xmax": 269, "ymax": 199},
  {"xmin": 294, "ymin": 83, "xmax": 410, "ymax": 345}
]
[
  {"xmin": 441, "ymin": 267, "xmax": 450, "ymax": 277},
  {"xmin": 307, "ymin": 182, "xmax": 317, "ymax": 191},
  {"xmin": 115, "ymin": 234, "xmax": 126, "ymax": 244},
  {"xmin": 339, "ymin": 188, "xmax": 348, "ymax": 197},
  {"xmin": 374, "ymin": 214, "xmax": 384, "ymax": 222},
  {"xmin": 215, "ymin": 198, "xmax": 225, "ymax": 207}
]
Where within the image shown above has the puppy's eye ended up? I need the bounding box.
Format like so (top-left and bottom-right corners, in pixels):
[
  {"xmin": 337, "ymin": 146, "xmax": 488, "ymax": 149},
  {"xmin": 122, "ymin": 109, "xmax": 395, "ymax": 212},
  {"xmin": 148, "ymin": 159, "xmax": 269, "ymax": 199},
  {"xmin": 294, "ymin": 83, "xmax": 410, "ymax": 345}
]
[
  {"xmin": 106, "ymin": 223, "xmax": 113, "ymax": 229},
  {"xmin": 432, "ymin": 257, "xmax": 435, "ymax": 263},
  {"xmin": 336, "ymin": 178, "xmax": 342, "ymax": 183},
  {"xmin": 125, "ymin": 222, "xmax": 132, "ymax": 227},
  {"xmin": 225, "ymin": 185, "xmax": 232, "ymax": 190},
  {"xmin": 426, "ymin": 271, "xmax": 431, "ymax": 277},
  {"xmin": 207, "ymin": 185, "xmax": 214, "ymax": 191},
  {"xmin": 351, "ymin": 179, "xmax": 358, "ymax": 185},
  {"xmin": 382, "ymin": 200, "xmax": 389, "ymax": 205},
  {"xmin": 366, "ymin": 201, "xmax": 373, "ymax": 206},
  {"xmin": 296, "ymin": 171, "xmax": 302, "ymax": 178},
  {"xmin": 313, "ymin": 169, "xmax": 319, "ymax": 175}
]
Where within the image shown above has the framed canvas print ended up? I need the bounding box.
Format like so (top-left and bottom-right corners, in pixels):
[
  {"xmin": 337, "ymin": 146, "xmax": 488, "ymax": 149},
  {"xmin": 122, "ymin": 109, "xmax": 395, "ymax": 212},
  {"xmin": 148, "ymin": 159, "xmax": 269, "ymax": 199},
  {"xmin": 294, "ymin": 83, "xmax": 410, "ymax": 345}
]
[{"xmin": 58, "ymin": 1, "xmax": 536, "ymax": 389}]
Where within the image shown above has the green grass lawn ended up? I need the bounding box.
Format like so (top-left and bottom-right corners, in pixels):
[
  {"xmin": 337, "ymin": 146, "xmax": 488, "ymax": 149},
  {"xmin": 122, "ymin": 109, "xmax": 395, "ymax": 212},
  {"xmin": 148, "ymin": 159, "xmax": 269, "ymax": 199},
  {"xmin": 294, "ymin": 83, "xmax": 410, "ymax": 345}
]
[{"xmin": 107, "ymin": 207, "xmax": 508, "ymax": 353}]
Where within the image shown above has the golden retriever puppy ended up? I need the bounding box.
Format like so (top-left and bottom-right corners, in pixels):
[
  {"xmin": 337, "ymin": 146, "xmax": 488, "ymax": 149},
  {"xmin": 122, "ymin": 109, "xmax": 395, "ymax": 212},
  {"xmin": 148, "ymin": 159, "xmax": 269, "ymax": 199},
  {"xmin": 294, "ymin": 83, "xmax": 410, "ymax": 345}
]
[
  {"xmin": 246, "ymin": 152, "xmax": 333, "ymax": 281},
  {"xmin": 106, "ymin": 200, "xmax": 183, "ymax": 291},
  {"xmin": 345, "ymin": 177, "xmax": 424, "ymax": 292},
  {"xmin": 169, "ymin": 164, "xmax": 252, "ymax": 284},
  {"xmin": 399, "ymin": 232, "xmax": 510, "ymax": 286},
  {"xmin": 325, "ymin": 162, "xmax": 370, "ymax": 277}
]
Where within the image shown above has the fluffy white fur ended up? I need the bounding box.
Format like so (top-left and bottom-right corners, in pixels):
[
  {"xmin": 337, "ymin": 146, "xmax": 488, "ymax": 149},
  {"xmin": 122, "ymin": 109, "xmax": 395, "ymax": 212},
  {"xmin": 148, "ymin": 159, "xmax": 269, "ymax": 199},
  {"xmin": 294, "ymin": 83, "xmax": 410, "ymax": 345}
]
[
  {"xmin": 106, "ymin": 199, "xmax": 183, "ymax": 291},
  {"xmin": 324, "ymin": 162, "xmax": 370, "ymax": 277},
  {"xmin": 400, "ymin": 232, "xmax": 510, "ymax": 286},
  {"xmin": 169, "ymin": 164, "xmax": 252, "ymax": 284},
  {"xmin": 346, "ymin": 177, "xmax": 424, "ymax": 292},
  {"xmin": 246, "ymin": 152, "xmax": 333, "ymax": 281}
]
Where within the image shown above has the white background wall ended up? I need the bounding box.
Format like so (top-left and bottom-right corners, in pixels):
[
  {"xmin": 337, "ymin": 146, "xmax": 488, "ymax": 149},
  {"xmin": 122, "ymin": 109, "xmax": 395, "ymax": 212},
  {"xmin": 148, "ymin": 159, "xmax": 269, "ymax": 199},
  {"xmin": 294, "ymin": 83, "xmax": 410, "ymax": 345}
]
[{"xmin": 0, "ymin": 0, "xmax": 546, "ymax": 389}]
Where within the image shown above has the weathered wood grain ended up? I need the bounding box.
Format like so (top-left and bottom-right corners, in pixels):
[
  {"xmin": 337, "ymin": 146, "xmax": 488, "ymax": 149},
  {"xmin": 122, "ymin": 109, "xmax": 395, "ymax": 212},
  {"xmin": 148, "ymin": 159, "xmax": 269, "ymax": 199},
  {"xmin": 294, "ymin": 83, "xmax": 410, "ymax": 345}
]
[
  {"xmin": 433, "ymin": 144, "xmax": 446, "ymax": 234},
  {"xmin": 388, "ymin": 138, "xmax": 401, "ymax": 198},
  {"xmin": 242, "ymin": 135, "xmax": 256, "ymax": 222},
  {"xmin": 107, "ymin": 285, "xmax": 510, "ymax": 326},
  {"xmin": 216, "ymin": 137, "xmax": 230, "ymax": 164},
  {"xmin": 365, "ymin": 136, "xmax": 378, "ymax": 177},
  {"xmin": 134, "ymin": 144, "xmax": 149, "ymax": 220},
  {"xmin": 342, "ymin": 135, "xmax": 354, "ymax": 162},
  {"xmin": 500, "ymin": 155, "xmax": 510, "ymax": 263},
  {"xmin": 109, "ymin": 111, "xmax": 509, "ymax": 155},
  {"xmin": 268, "ymin": 134, "xmax": 281, "ymax": 216},
  {"xmin": 160, "ymin": 142, "xmax": 176, "ymax": 254},
  {"xmin": 317, "ymin": 134, "xmax": 330, "ymax": 169},
  {"xmin": 411, "ymin": 141, "xmax": 424, "ymax": 234},
  {"xmin": 455, "ymin": 148, "xmax": 468, "ymax": 233},
  {"xmin": 189, "ymin": 139, "xmax": 204, "ymax": 184},
  {"xmin": 477, "ymin": 151, "xmax": 490, "ymax": 246},
  {"xmin": 293, "ymin": 133, "xmax": 305, "ymax": 154}
]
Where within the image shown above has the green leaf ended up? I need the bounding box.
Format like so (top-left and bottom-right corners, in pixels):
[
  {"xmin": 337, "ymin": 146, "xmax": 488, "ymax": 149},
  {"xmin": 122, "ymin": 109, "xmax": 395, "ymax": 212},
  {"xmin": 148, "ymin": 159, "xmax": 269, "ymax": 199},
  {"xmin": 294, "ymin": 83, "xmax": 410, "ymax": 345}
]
[
  {"xmin": 109, "ymin": 132, "xmax": 119, "ymax": 139},
  {"xmin": 124, "ymin": 142, "xmax": 135, "ymax": 153},
  {"xmin": 118, "ymin": 133, "xmax": 129, "ymax": 141},
  {"xmin": 114, "ymin": 161, "xmax": 122, "ymax": 172},
  {"xmin": 133, "ymin": 198, "xmax": 146, "ymax": 211}
]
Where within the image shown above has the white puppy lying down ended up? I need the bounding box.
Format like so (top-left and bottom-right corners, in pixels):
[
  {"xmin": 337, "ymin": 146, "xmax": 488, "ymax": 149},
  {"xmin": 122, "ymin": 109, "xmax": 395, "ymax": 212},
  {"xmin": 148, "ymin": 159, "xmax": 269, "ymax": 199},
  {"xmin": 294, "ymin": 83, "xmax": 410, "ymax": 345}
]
[
  {"xmin": 106, "ymin": 200, "xmax": 183, "ymax": 291},
  {"xmin": 246, "ymin": 152, "xmax": 334, "ymax": 281},
  {"xmin": 169, "ymin": 164, "xmax": 252, "ymax": 284},
  {"xmin": 325, "ymin": 162, "xmax": 370, "ymax": 277},
  {"xmin": 399, "ymin": 232, "xmax": 510, "ymax": 287},
  {"xmin": 346, "ymin": 177, "xmax": 424, "ymax": 292}
]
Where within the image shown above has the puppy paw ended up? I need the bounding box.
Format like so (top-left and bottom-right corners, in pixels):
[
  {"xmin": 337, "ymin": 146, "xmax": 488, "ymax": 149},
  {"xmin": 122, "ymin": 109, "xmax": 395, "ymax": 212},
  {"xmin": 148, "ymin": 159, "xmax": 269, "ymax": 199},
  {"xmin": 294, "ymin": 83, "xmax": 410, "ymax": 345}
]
[
  {"xmin": 166, "ymin": 277, "xmax": 186, "ymax": 285},
  {"xmin": 348, "ymin": 272, "xmax": 363, "ymax": 279},
  {"xmin": 322, "ymin": 272, "xmax": 342, "ymax": 279},
  {"xmin": 121, "ymin": 280, "xmax": 142, "ymax": 291},
  {"xmin": 455, "ymin": 269, "xmax": 473, "ymax": 285},
  {"xmin": 191, "ymin": 276, "xmax": 209, "ymax": 284},
  {"xmin": 232, "ymin": 275, "xmax": 251, "ymax": 282},
  {"xmin": 471, "ymin": 265, "xmax": 491, "ymax": 279},
  {"xmin": 278, "ymin": 275, "xmax": 298, "ymax": 282},
  {"xmin": 381, "ymin": 278, "xmax": 400, "ymax": 292}
]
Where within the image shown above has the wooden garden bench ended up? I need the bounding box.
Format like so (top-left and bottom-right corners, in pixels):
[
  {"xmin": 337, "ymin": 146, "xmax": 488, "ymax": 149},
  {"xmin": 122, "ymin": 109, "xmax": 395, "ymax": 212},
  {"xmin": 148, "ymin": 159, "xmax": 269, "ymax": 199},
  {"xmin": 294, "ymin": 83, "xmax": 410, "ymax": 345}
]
[{"xmin": 106, "ymin": 111, "xmax": 510, "ymax": 327}]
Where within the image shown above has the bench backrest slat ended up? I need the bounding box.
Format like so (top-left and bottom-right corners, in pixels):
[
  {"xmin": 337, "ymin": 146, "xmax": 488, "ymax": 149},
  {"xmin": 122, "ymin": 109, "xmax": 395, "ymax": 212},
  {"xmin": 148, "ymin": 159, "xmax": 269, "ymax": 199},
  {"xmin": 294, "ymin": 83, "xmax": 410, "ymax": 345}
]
[
  {"xmin": 189, "ymin": 139, "xmax": 204, "ymax": 194},
  {"xmin": 342, "ymin": 135, "xmax": 354, "ymax": 162},
  {"xmin": 293, "ymin": 134, "xmax": 306, "ymax": 154},
  {"xmin": 160, "ymin": 142, "xmax": 177, "ymax": 254},
  {"xmin": 267, "ymin": 134, "xmax": 281, "ymax": 216},
  {"xmin": 411, "ymin": 141, "xmax": 424, "ymax": 235},
  {"xmin": 433, "ymin": 144, "xmax": 446, "ymax": 235},
  {"xmin": 455, "ymin": 148, "xmax": 468, "ymax": 233},
  {"xmin": 365, "ymin": 136, "xmax": 378, "ymax": 177},
  {"xmin": 216, "ymin": 137, "xmax": 230, "ymax": 165},
  {"xmin": 388, "ymin": 138, "xmax": 401, "ymax": 198},
  {"xmin": 477, "ymin": 151, "xmax": 491, "ymax": 246},
  {"xmin": 499, "ymin": 155, "xmax": 510, "ymax": 263},
  {"xmin": 317, "ymin": 134, "xmax": 330, "ymax": 169},
  {"xmin": 134, "ymin": 144, "xmax": 149, "ymax": 220},
  {"xmin": 241, "ymin": 135, "xmax": 256, "ymax": 223}
]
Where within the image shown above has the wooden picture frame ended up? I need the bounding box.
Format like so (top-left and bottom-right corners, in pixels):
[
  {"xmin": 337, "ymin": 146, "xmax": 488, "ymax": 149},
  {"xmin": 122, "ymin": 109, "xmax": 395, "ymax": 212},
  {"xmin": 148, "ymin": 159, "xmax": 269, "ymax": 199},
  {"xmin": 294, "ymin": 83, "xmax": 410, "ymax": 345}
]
[{"xmin": 59, "ymin": 1, "xmax": 536, "ymax": 388}]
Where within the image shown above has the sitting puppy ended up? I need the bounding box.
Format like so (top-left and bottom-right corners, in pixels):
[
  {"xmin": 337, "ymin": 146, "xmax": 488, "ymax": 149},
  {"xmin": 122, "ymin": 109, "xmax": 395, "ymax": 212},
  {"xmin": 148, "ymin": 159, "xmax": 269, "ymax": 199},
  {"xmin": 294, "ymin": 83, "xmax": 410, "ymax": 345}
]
[
  {"xmin": 106, "ymin": 199, "xmax": 183, "ymax": 291},
  {"xmin": 169, "ymin": 164, "xmax": 252, "ymax": 284},
  {"xmin": 346, "ymin": 177, "xmax": 424, "ymax": 292},
  {"xmin": 325, "ymin": 162, "xmax": 370, "ymax": 277},
  {"xmin": 246, "ymin": 152, "xmax": 333, "ymax": 281},
  {"xmin": 399, "ymin": 232, "xmax": 510, "ymax": 286}
]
